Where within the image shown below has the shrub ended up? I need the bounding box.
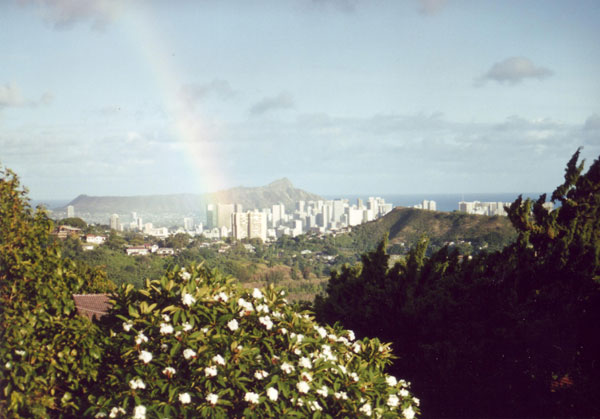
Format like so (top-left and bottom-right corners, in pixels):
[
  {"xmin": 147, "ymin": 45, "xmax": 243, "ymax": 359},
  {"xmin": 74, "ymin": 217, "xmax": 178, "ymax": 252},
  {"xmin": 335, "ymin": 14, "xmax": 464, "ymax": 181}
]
[{"xmin": 90, "ymin": 264, "xmax": 420, "ymax": 418}]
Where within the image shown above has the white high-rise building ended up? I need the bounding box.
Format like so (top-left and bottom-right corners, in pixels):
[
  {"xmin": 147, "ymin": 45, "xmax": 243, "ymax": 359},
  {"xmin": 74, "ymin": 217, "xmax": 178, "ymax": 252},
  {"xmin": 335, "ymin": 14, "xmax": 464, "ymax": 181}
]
[
  {"xmin": 272, "ymin": 203, "xmax": 285, "ymax": 227},
  {"xmin": 217, "ymin": 203, "xmax": 235, "ymax": 229},
  {"xmin": 67, "ymin": 205, "xmax": 75, "ymax": 218},
  {"xmin": 232, "ymin": 212, "xmax": 249, "ymax": 240},
  {"xmin": 248, "ymin": 210, "xmax": 267, "ymax": 242},
  {"xmin": 184, "ymin": 217, "xmax": 194, "ymax": 231},
  {"xmin": 110, "ymin": 214, "xmax": 120, "ymax": 231}
]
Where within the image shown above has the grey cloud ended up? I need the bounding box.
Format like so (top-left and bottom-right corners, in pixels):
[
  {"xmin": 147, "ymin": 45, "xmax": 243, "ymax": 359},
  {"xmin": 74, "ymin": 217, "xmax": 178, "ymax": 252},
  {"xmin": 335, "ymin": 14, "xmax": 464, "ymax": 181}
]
[
  {"xmin": 477, "ymin": 57, "xmax": 553, "ymax": 85},
  {"xmin": 18, "ymin": 0, "xmax": 122, "ymax": 30},
  {"xmin": 179, "ymin": 79, "xmax": 235, "ymax": 107},
  {"xmin": 584, "ymin": 113, "xmax": 600, "ymax": 131},
  {"xmin": 418, "ymin": 0, "xmax": 447, "ymax": 16},
  {"xmin": 249, "ymin": 92, "xmax": 295, "ymax": 116}
]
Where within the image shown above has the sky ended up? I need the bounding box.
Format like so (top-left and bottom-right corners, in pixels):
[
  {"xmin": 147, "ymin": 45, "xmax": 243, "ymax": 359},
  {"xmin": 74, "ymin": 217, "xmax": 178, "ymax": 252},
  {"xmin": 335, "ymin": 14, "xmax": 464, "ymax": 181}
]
[{"xmin": 1, "ymin": 0, "xmax": 599, "ymax": 199}]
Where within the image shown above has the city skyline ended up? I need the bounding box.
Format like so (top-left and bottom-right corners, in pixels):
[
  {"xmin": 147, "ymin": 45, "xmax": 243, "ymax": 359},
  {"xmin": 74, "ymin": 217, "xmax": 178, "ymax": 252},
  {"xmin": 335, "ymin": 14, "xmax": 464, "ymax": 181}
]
[{"xmin": 1, "ymin": 1, "xmax": 599, "ymax": 200}]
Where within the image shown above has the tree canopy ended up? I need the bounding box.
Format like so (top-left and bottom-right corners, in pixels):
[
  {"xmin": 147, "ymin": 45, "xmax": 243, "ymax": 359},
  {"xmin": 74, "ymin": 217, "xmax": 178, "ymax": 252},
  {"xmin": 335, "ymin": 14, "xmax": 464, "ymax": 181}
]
[{"xmin": 315, "ymin": 150, "xmax": 600, "ymax": 417}]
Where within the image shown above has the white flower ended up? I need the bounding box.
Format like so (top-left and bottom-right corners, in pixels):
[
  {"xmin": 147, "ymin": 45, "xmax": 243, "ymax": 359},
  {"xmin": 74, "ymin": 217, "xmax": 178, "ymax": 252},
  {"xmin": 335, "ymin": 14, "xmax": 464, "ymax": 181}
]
[
  {"xmin": 94, "ymin": 412, "xmax": 107, "ymax": 418},
  {"xmin": 162, "ymin": 314, "xmax": 171, "ymax": 322},
  {"xmin": 161, "ymin": 343, "xmax": 168, "ymax": 351},
  {"xmin": 308, "ymin": 400, "xmax": 323, "ymax": 412},
  {"xmin": 347, "ymin": 330, "xmax": 355, "ymax": 341},
  {"xmin": 129, "ymin": 378, "xmax": 146, "ymax": 390},
  {"xmin": 178, "ymin": 392, "xmax": 191, "ymax": 404},
  {"xmin": 272, "ymin": 311, "xmax": 282, "ymax": 318},
  {"xmin": 299, "ymin": 357, "xmax": 312, "ymax": 369},
  {"xmin": 139, "ymin": 350, "xmax": 152, "ymax": 364},
  {"xmin": 281, "ymin": 362, "xmax": 294, "ymax": 374},
  {"xmin": 293, "ymin": 348, "xmax": 302, "ymax": 356},
  {"xmin": 227, "ymin": 319, "xmax": 239, "ymax": 331},
  {"xmin": 352, "ymin": 342, "xmax": 362, "ymax": 353},
  {"xmin": 162, "ymin": 367, "xmax": 176, "ymax": 376},
  {"xmin": 180, "ymin": 270, "xmax": 191, "ymax": 280},
  {"xmin": 314, "ymin": 326, "xmax": 327, "ymax": 338},
  {"xmin": 296, "ymin": 397, "xmax": 304, "ymax": 407},
  {"xmin": 15, "ymin": 350, "xmax": 25, "ymax": 356},
  {"xmin": 182, "ymin": 322, "xmax": 193, "ymax": 332},
  {"xmin": 206, "ymin": 393, "xmax": 219, "ymax": 405},
  {"xmin": 109, "ymin": 406, "xmax": 126, "ymax": 418},
  {"xmin": 359, "ymin": 403, "xmax": 372, "ymax": 416},
  {"xmin": 279, "ymin": 327, "xmax": 288, "ymax": 334},
  {"xmin": 201, "ymin": 327, "xmax": 209, "ymax": 333},
  {"xmin": 183, "ymin": 348, "xmax": 197, "ymax": 360},
  {"xmin": 259, "ymin": 315, "xmax": 273, "ymax": 330},
  {"xmin": 316, "ymin": 385, "xmax": 328, "ymax": 397},
  {"xmin": 244, "ymin": 392, "xmax": 260, "ymax": 404},
  {"xmin": 219, "ymin": 292, "xmax": 229, "ymax": 302},
  {"xmin": 296, "ymin": 381, "xmax": 310, "ymax": 394},
  {"xmin": 212, "ymin": 354, "xmax": 226, "ymax": 365},
  {"xmin": 252, "ymin": 288, "xmax": 263, "ymax": 299},
  {"xmin": 256, "ymin": 304, "xmax": 269, "ymax": 313},
  {"xmin": 160, "ymin": 323, "xmax": 174, "ymax": 335},
  {"xmin": 205, "ymin": 365, "xmax": 218, "ymax": 377},
  {"xmin": 413, "ymin": 397, "xmax": 420, "ymax": 406},
  {"xmin": 334, "ymin": 391, "xmax": 348, "ymax": 400},
  {"xmin": 386, "ymin": 375, "xmax": 398, "ymax": 387},
  {"xmin": 350, "ymin": 372, "xmax": 359, "ymax": 382},
  {"xmin": 266, "ymin": 387, "xmax": 278, "ymax": 401},
  {"xmin": 403, "ymin": 406, "xmax": 416, "ymax": 419},
  {"xmin": 133, "ymin": 405, "xmax": 146, "ymax": 419},
  {"xmin": 122, "ymin": 322, "xmax": 133, "ymax": 332},
  {"xmin": 254, "ymin": 370, "xmax": 269, "ymax": 380},
  {"xmin": 135, "ymin": 333, "xmax": 148, "ymax": 345},
  {"xmin": 292, "ymin": 333, "xmax": 304, "ymax": 343},
  {"xmin": 5, "ymin": 362, "xmax": 11, "ymax": 369},
  {"xmin": 399, "ymin": 388, "xmax": 409, "ymax": 397},
  {"xmin": 182, "ymin": 293, "xmax": 196, "ymax": 306},
  {"xmin": 237, "ymin": 298, "xmax": 253, "ymax": 311},
  {"xmin": 301, "ymin": 371, "xmax": 313, "ymax": 382},
  {"xmin": 387, "ymin": 394, "xmax": 400, "ymax": 408}
]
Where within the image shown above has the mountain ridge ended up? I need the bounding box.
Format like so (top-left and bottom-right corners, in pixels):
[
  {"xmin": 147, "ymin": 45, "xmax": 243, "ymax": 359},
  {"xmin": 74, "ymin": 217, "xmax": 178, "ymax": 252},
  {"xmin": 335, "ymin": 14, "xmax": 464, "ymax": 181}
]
[{"xmin": 57, "ymin": 178, "xmax": 322, "ymax": 214}]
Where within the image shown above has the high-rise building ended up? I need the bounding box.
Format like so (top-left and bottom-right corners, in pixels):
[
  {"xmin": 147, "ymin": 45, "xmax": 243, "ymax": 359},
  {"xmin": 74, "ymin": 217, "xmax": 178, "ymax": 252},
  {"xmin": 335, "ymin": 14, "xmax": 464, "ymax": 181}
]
[
  {"xmin": 232, "ymin": 212, "xmax": 249, "ymax": 240},
  {"xmin": 67, "ymin": 205, "xmax": 75, "ymax": 218},
  {"xmin": 217, "ymin": 204, "xmax": 235, "ymax": 229},
  {"xmin": 110, "ymin": 214, "xmax": 120, "ymax": 231},
  {"xmin": 184, "ymin": 217, "xmax": 194, "ymax": 231},
  {"xmin": 272, "ymin": 203, "xmax": 285, "ymax": 227},
  {"xmin": 206, "ymin": 204, "xmax": 217, "ymax": 229},
  {"xmin": 332, "ymin": 199, "xmax": 345, "ymax": 223},
  {"xmin": 248, "ymin": 210, "xmax": 267, "ymax": 242}
]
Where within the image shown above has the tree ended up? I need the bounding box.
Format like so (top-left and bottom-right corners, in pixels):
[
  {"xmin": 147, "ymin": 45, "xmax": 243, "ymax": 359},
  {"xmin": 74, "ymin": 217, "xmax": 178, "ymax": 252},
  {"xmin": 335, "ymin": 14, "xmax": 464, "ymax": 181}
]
[
  {"xmin": 0, "ymin": 167, "xmax": 113, "ymax": 417},
  {"xmin": 315, "ymin": 151, "xmax": 600, "ymax": 417},
  {"xmin": 58, "ymin": 217, "xmax": 87, "ymax": 229}
]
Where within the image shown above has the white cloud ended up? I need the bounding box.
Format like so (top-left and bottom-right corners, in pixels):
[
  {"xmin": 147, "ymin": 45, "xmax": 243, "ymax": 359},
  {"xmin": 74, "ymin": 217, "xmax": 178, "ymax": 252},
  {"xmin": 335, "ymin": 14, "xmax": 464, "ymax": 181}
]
[
  {"xmin": 17, "ymin": 0, "xmax": 123, "ymax": 30},
  {"xmin": 417, "ymin": 0, "xmax": 447, "ymax": 16},
  {"xmin": 0, "ymin": 82, "xmax": 53, "ymax": 110},
  {"xmin": 477, "ymin": 57, "xmax": 553, "ymax": 85},
  {"xmin": 0, "ymin": 83, "xmax": 25, "ymax": 108},
  {"xmin": 249, "ymin": 92, "xmax": 295, "ymax": 116}
]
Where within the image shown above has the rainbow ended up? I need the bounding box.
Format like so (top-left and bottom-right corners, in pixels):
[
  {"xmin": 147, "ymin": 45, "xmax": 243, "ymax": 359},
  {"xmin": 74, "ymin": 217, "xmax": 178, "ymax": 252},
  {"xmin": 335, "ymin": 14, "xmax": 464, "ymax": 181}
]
[{"xmin": 124, "ymin": 6, "xmax": 227, "ymax": 194}]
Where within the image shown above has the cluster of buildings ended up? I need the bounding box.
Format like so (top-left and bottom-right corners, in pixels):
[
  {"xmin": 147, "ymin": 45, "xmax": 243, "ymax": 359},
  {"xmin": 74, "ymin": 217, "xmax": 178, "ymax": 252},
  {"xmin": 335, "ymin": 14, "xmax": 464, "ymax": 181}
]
[
  {"xmin": 413, "ymin": 200, "xmax": 437, "ymax": 211},
  {"xmin": 458, "ymin": 200, "xmax": 554, "ymax": 216},
  {"xmin": 203, "ymin": 197, "xmax": 394, "ymax": 242}
]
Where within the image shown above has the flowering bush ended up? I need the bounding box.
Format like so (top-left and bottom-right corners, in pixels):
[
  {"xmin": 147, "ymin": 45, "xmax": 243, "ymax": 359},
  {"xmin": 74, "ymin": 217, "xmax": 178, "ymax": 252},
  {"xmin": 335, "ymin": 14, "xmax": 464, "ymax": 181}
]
[{"xmin": 90, "ymin": 264, "xmax": 420, "ymax": 418}]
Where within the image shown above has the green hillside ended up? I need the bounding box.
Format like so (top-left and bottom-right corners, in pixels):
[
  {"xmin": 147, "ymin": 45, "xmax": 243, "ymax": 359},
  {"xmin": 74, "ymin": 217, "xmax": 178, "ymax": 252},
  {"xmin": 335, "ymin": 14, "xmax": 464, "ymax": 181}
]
[{"xmin": 347, "ymin": 207, "xmax": 516, "ymax": 255}]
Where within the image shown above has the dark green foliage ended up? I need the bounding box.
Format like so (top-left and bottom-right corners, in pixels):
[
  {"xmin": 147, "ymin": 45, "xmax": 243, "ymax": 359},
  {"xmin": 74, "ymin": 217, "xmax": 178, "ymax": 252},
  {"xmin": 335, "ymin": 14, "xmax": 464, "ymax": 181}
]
[
  {"xmin": 0, "ymin": 167, "xmax": 113, "ymax": 417},
  {"xmin": 315, "ymin": 151, "xmax": 600, "ymax": 417}
]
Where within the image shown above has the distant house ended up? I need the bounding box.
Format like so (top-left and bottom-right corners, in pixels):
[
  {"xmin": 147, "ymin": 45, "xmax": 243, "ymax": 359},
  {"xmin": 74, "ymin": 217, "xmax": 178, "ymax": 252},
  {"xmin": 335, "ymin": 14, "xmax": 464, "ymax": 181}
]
[
  {"xmin": 52, "ymin": 225, "xmax": 82, "ymax": 240},
  {"xmin": 126, "ymin": 246, "xmax": 150, "ymax": 256},
  {"xmin": 156, "ymin": 247, "xmax": 175, "ymax": 256},
  {"xmin": 86, "ymin": 234, "xmax": 107, "ymax": 244},
  {"xmin": 72, "ymin": 294, "xmax": 111, "ymax": 320}
]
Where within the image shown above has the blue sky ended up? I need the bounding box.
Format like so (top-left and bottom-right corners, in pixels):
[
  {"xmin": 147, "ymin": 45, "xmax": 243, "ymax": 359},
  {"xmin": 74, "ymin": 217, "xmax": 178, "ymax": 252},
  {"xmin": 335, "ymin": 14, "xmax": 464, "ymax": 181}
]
[{"xmin": 1, "ymin": 0, "xmax": 599, "ymax": 199}]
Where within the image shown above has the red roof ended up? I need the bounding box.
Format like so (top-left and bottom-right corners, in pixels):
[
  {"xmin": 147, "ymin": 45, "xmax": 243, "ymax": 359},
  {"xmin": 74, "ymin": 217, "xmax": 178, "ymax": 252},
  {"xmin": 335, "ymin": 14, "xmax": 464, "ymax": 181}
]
[{"xmin": 72, "ymin": 294, "xmax": 112, "ymax": 320}]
